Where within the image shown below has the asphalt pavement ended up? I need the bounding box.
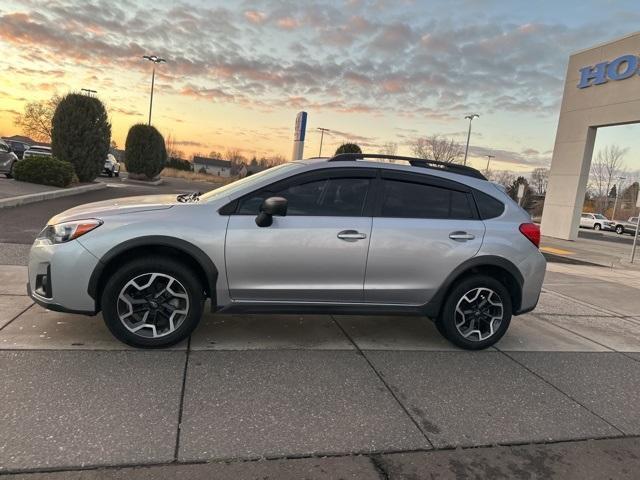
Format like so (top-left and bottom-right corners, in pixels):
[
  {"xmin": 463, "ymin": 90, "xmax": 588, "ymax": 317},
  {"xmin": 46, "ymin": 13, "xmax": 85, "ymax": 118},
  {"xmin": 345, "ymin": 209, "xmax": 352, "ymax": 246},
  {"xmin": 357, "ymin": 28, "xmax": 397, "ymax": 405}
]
[{"xmin": 0, "ymin": 174, "xmax": 221, "ymax": 265}]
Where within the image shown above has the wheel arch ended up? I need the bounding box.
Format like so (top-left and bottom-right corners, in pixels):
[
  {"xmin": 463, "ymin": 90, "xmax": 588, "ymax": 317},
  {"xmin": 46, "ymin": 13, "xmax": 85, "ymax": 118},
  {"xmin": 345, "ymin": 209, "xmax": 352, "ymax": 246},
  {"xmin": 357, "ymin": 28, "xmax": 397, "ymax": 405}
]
[
  {"xmin": 424, "ymin": 256, "xmax": 524, "ymax": 319},
  {"xmin": 87, "ymin": 236, "xmax": 218, "ymax": 312}
]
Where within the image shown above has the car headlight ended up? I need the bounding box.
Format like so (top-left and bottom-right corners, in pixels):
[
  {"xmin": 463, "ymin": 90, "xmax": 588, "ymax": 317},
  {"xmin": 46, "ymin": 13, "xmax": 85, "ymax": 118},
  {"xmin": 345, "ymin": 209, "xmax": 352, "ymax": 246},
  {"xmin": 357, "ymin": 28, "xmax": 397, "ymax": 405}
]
[{"xmin": 37, "ymin": 219, "xmax": 103, "ymax": 244}]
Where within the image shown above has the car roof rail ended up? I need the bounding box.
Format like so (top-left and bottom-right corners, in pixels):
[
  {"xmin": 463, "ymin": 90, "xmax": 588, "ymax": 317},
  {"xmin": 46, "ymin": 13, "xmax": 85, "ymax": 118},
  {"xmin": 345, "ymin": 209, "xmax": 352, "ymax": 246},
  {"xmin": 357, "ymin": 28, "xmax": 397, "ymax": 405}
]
[{"xmin": 327, "ymin": 153, "xmax": 487, "ymax": 180}]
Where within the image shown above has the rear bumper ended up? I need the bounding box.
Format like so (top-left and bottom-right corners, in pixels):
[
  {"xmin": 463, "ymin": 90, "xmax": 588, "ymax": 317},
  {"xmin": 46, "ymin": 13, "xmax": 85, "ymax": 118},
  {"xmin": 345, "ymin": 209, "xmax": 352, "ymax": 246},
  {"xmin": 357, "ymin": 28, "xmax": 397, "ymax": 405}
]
[{"xmin": 515, "ymin": 251, "xmax": 546, "ymax": 315}]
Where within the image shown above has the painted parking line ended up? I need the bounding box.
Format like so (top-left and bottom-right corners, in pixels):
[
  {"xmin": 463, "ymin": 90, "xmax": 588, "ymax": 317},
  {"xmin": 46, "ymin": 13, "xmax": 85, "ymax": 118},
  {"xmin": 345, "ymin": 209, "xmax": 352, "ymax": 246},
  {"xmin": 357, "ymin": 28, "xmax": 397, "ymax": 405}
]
[{"xmin": 541, "ymin": 246, "xmax": 575, "ymax": 255}]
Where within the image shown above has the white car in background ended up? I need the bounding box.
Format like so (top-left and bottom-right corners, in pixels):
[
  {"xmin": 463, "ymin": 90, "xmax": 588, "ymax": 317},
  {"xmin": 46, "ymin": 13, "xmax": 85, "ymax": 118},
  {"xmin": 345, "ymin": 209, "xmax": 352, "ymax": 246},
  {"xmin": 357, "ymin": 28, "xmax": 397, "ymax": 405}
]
[
  {"xmin": 23, "ymin": 145, "xmax": 52, "ymax": 159},
  {"xmin": 103, "ymin": 154, "xmax": 120, "ymax": 177},
  {"xmin": 579, "ymin": 212, "xmax": 615, "ymax": 231}
]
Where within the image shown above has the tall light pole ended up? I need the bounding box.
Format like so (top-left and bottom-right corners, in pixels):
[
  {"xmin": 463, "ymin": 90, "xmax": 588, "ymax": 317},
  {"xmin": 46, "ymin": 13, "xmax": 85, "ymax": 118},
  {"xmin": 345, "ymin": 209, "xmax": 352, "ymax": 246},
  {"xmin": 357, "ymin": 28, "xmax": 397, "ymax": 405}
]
[
  {"xmin": 317, "ymin": 127, "xmax": 330, "ymax": 156},
  {"xmin": 142, "ymin": 55, "xmax": 166, "ymax": 125},
  {"xmin": 463, "ymin": 113, "xmax": 479, "ymax": 165},
  {"xmin": 612, "ymin": 176, "xmax": 626, "ymax": 220},
  {"xmin": 485, "ymin": 154, "xmax": 495, "ymax": 173}
]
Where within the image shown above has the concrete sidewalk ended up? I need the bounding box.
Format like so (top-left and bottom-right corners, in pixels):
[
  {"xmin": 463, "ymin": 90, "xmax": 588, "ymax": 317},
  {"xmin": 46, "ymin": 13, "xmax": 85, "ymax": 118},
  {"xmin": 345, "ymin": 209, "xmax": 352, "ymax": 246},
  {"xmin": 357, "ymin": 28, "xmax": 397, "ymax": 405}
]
[
  {"xmin": 1, "ymin": 263, "xmax": 640, "ymax": 476},
  {"xmin": 541, "ymin": 233, "xmax": 640, "ymax": 269}
]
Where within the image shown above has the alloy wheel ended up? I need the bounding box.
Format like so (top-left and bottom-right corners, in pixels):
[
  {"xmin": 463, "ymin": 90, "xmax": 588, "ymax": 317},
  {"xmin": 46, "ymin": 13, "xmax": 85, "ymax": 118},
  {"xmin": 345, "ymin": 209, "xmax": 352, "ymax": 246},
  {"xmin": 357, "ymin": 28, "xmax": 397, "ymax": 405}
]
[
  {"xmin": 117, "ymin": 273, "xmax": 189, "ymax": 338},
  {"xmin": 454, "ymin": 287, "xmax": 504, "ymax": 341}
]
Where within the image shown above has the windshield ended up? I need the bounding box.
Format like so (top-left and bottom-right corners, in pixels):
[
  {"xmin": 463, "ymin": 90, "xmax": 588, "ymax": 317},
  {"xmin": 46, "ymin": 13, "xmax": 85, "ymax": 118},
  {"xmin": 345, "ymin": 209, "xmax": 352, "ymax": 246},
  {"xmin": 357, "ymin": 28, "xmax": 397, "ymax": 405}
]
[
  {"xmin": 199, "ymin": 163, "xmax": 302, "ymax": 202},
  {"xmin": 593, "ymin": 214, "xmax": 607, "ymax": 219}
]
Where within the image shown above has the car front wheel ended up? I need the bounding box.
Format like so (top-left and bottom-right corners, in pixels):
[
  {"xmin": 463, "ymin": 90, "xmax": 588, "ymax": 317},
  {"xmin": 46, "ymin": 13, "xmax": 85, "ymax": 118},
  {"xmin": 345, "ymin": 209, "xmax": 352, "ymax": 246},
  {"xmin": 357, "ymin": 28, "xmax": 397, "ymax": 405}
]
[
  {"xmin": 594, "ymin": 224, "xmax": 601, "ymax": 231},
  {"xmin": 101, "ymin": 256, "xmax": 204, "ymax": 348},
  {"xmin": 437, "ymin": 274, "xmax": 512, "ymax": 350}
]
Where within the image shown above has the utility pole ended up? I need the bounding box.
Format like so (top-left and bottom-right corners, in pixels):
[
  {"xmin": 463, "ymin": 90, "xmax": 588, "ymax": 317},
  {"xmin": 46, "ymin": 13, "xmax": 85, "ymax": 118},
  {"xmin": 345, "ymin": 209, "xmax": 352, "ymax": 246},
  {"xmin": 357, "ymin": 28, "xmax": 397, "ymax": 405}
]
[
  {"xmin": 143, "ymin": 55, "xmax": 167, "ymax": 125},
  {"xmin": 463, "ymin": 114, "xmax": 479, "ymax": 165},
  {"xmin": 612, "ymin": 176, "xmax": 626, "ymax": 220},
  {"xmin": 317, "ymin": 127, "xmax": 330, "ymax": 156},
  {"xmin": 485, "ymin": 154, "xmax": 495, "ymax": 173}
]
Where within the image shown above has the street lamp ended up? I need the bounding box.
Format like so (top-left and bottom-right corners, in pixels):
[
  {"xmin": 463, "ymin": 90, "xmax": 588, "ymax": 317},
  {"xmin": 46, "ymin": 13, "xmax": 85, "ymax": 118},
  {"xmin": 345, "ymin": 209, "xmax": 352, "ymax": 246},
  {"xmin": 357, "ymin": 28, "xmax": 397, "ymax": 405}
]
[
  {"xmin": 142, "ymin": 55, "xmax": 166, "ymax": 125},
  {"xmin": 463, "ymin": 114, "xmax": 480, "ymax": 165},
  {"xmin": 485, "ymin": 154, "xmax": 495, "ymax": 173},
  {"xmin": 612, "ymin": 176, "xmax": 626, "ymax": 221},
  {"xmin": 317, "ymin": 127, "xmax": 330, "ymax": 156}
]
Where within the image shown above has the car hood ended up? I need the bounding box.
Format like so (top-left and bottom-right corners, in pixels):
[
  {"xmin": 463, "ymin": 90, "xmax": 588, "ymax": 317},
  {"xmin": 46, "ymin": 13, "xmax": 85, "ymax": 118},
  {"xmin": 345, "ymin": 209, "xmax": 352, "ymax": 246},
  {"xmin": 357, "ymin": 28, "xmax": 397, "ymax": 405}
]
[{"xmin": 48, "ymin": 194, "xmax": 177, "ymax": 224}]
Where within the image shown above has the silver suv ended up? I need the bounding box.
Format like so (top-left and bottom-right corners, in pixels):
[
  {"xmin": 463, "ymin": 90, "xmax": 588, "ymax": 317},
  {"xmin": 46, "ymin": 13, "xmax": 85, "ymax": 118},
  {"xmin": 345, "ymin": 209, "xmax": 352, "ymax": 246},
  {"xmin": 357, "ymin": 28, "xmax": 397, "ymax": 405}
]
[{"xmin": 28, "ymin": 154, "xmax": 545, "ymax": 350}]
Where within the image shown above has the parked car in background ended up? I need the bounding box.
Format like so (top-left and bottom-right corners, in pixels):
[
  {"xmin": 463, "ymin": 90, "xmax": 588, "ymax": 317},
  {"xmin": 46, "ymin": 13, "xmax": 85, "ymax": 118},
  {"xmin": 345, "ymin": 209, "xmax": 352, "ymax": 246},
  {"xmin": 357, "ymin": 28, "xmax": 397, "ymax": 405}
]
[
  {"xmin": 28, "ymin": 153, "xmax": 545, "ymax": 350},
  {"xmin": 2, "ymin": 139, "xmax": 29, "ymax": 159},
  {"xmin": 23, "ymin": 145, "xmax": 52, "ymax": 159},
  {"xmin": 579, "ymin": 212, "xmax": 615, "ymax": 231},
  {"xmin": 103, "ymin": 154, "xmax": 120, "ymax": 177},
  {"xmin": 614, "ymin": 217, "xmax": 640, "ymax": 235},
  {"xmin": 0, "ymin": 139, "xmax": 19, "ymax": 178}
]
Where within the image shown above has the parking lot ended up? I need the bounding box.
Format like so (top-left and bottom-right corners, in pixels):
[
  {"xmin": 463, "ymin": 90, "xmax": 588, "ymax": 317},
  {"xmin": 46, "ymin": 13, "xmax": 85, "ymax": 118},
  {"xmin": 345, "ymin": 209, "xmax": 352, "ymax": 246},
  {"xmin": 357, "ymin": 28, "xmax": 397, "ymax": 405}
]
[{"xmin": 1, "ymin": 176, "xmax": 640, "ymax": 478}]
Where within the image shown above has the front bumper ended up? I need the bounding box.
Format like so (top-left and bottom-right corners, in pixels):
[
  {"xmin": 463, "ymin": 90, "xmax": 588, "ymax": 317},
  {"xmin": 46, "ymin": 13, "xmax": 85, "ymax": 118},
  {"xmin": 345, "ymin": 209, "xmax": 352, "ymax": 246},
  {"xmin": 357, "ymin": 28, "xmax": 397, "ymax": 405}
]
[{"xmin": 28, "ymin": 238, "xmax": 100, "ymax": 314}]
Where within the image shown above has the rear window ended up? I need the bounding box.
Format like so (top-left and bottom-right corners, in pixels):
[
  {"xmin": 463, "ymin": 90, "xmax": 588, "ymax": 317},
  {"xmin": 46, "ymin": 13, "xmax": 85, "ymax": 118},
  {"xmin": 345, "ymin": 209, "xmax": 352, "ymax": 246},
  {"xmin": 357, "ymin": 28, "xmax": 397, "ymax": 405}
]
[{"xmin": 473, "ymin": 190, "xmax": 505, "ymax": 219}]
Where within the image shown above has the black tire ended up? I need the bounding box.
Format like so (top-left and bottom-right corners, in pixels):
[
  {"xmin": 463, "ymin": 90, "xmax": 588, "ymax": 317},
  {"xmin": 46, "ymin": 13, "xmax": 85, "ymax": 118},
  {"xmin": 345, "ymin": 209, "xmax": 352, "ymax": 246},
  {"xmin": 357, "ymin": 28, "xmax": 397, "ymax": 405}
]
[
  {"xmin": 438, "ymin": 274, "xmax": 512, "ymax": 350},
  {"xmin": 101, "ymin": 256, "xmax": 204, "ymax": 348},
  {"xmin": 616, "ymin": 226, "xmax": 624, "ymax": 235},
  {"xmin": 594, "ymin": 223, "xmax": 601, "ymax": 231},
  {"xmin": 6, "ymin": 161, "xmax": 14, "ymax": 179}
]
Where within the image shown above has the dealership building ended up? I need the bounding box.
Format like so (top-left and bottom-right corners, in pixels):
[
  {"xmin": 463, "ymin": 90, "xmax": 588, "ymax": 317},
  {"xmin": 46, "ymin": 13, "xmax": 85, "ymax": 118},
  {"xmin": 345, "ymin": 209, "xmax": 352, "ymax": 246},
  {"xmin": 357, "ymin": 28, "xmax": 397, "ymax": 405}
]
[{"xmin": 541, "ymin": 31, "xmax": 640, "ymax": 240}]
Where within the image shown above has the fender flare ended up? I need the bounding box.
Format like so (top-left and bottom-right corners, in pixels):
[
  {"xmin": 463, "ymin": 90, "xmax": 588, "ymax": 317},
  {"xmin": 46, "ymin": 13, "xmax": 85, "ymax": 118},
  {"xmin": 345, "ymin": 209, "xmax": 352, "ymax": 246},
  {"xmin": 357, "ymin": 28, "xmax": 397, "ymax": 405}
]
[
  {"xmin": 87, "ymin": 235, "xmax": 218, "ymax": 305},
  {"xmin": 423, "ymin": 255, "xmax": 523, "ymax": 318}
]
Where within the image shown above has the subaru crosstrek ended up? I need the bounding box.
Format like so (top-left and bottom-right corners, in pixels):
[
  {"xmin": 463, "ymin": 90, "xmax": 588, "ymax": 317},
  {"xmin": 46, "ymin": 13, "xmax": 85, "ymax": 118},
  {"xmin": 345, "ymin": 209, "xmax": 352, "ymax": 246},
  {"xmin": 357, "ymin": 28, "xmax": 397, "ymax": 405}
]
[{"xmin": 28, "ymin": 153, "xmax": 545, "ymax": 350}]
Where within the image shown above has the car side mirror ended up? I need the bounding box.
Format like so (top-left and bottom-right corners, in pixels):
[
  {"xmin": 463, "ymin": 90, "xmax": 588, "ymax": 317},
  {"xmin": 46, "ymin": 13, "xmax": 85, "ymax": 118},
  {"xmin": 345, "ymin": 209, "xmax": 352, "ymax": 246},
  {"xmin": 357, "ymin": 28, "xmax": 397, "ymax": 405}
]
[{"xmin": 255, "ymin": 196, "xmax": 288, "ymax": 227}]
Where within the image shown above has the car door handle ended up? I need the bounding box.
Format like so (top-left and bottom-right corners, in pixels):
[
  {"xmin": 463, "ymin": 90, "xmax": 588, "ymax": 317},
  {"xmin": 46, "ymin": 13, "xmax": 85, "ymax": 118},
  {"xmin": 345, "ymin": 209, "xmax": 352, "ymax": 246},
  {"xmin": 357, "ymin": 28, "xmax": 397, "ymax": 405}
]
[
  {"xmin": 449, "ymin": 231, "xmax": 475, "ymax": 241},
  {"xmin": 337, "ymin": 230, "xmax": 367, "ymax": 241}
]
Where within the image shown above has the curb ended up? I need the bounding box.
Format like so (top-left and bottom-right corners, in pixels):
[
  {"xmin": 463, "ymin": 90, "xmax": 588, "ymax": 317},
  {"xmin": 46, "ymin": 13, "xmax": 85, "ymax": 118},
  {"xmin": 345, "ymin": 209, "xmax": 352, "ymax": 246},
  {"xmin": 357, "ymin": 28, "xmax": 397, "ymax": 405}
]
[
  {"xmin": 0, "ymin": 182, "xmax": 107, "ymax": 209},
  {"xmin": 121, "ymin": 177, "xmax": 164, "ymax": 186}
]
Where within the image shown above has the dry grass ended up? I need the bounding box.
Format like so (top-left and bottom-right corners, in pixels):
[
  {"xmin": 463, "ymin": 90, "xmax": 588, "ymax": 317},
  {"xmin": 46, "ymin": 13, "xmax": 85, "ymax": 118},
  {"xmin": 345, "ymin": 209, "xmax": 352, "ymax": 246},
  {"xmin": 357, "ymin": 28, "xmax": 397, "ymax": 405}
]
[{"xmin": 160, "ymin": 168, "xmax": 238, "ymax": 185}]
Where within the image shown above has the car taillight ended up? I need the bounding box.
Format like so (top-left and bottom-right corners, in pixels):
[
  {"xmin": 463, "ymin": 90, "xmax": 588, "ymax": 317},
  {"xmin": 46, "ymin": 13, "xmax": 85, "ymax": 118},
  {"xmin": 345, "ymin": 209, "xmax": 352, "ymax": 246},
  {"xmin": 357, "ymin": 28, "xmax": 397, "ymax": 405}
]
[{"xmin": 519, "ymin": 223, "xmax": 540, "ymax": 248}]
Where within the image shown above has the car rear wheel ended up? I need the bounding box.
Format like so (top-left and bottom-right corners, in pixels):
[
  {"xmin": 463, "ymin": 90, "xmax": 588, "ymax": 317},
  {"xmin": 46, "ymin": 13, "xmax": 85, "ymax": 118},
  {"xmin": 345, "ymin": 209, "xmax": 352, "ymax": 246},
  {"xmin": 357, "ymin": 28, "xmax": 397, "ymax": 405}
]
[
  {"xmin": 101, "ymin": 256, "xmax": 204, "ymax": 348},
  {"xmin": 438, "ymin": 274, "xmax": 512, "ymax": 350},
  {"xmin": 616, "ymin": 226, "xmax": 624, "ymax": 235},
  {"xmin": 594, "ymin": 223, "xmax": 601, "ymax": 231}
]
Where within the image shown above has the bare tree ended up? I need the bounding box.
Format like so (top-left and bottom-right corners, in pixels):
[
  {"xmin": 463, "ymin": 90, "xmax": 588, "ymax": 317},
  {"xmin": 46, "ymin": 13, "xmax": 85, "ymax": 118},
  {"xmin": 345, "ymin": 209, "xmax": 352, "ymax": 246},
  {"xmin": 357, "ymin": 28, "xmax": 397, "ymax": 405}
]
[
  {"xmin": 487, "ymin": 170, "xmax": 516, "ymax": 189},
  {"xmin": 590, "ymin": 145, "xmax": 628, "ymax": 213},
  {"xmin": 165, "ymin": 134, "xmax": 185, "ymax": 160},
  {"xmin": 14, "ymin": 95, "xmax": 61, "ymax": 142},
  {"xmin": 530, "ymin": 167, "xmax": 549, "ymax": 195},
  {"xmin": 378, "ymin": 142, "xmax": 398, "ymax": 156},
  {"xmin": 411, "ymin": 134, "xmax": 463, "ymax": 163}
]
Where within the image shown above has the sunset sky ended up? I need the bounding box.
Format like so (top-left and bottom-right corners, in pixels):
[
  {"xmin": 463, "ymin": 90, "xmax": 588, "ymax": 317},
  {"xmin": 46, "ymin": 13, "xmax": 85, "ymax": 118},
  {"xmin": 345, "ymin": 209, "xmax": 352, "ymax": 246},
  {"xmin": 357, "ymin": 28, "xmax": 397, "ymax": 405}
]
[{"xmin": 0, "ymin": 0, "xmax": 639, "ymax": 172}]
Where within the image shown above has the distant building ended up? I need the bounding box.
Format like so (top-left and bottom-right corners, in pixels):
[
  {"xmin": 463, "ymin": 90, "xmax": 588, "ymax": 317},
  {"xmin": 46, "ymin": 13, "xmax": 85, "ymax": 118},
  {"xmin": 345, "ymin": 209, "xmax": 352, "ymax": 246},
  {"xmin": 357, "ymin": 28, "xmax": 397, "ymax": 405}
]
[
  {"xmin": 2, "ymin": 135, "xmax": 50, "ymax": 148},
  {"xmin": 238, "ymin": 163, "xmax": 268, "ymax": 178},
  {"xmin": 192, "ymin": 156, "xmax": 232, "ymax": 177}
]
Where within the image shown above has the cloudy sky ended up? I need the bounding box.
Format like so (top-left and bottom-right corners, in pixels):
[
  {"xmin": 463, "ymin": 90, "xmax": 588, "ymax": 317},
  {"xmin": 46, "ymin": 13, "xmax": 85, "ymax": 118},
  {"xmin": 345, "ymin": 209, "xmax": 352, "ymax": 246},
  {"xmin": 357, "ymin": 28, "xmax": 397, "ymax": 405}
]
[{"xmin": 0, "ymin": 0, "xmax": 639, "ymax": 171}]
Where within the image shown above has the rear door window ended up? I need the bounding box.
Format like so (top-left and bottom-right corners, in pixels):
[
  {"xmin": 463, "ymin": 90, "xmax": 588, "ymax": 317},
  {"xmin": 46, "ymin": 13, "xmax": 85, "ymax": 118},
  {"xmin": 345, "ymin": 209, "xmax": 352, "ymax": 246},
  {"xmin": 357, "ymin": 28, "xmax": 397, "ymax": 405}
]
[{"xmin": 380, "ymin": 179, "xmax": 475, "ymax": 219}]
